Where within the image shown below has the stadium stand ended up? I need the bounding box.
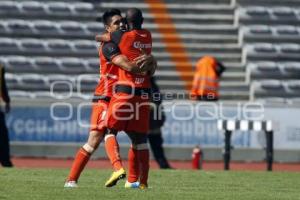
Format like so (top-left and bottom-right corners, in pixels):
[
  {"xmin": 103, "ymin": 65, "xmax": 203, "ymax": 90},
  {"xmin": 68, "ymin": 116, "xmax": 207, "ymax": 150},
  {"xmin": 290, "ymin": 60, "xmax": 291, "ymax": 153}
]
[
  {"xmin": 239, "ymin": 0, "xmax": 300, "ymax": 104},
  {"xmin": 1, "ymin": 0, "xmax": 299, "ymax": 103},
  {"xmin": 0, "ymin": 0, "xmax": 246, "ymax": 101}
]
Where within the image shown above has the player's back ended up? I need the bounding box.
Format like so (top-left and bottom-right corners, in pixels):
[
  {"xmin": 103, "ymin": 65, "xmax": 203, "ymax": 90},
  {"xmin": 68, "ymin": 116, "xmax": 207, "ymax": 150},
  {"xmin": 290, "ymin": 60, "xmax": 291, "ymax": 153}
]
[{"xmin": 118, "ymin": 29, "xmax": 152, "ymax": 88}]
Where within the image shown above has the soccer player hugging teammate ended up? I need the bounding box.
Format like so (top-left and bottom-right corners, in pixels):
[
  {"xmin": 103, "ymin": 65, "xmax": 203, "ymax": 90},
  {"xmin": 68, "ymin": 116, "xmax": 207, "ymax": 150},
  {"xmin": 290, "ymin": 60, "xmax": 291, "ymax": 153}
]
[
  {"xmin": 64, "ymin": 9, "xmax": 155, "ymax": 188},
  {"xmin": 101, "ymin": 8, "xmax": 156, "ymax": 189}
]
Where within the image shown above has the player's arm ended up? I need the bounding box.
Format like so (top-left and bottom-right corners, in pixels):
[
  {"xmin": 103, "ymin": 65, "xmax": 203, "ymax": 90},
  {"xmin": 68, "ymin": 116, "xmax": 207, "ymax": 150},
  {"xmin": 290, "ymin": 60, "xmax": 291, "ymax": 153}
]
[
  {"xmin": 95, "ymin": 32, "xmax": 111, "ymax": 42},
  {"xmin": 102, "ymin": 42, "xmax": 147, "ymax": 74}
]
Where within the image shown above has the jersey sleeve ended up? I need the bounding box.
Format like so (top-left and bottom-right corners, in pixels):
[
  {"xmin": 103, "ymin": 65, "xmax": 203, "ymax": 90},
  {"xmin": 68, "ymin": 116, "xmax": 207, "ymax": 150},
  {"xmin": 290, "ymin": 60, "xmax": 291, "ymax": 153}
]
[
  {"xmin": 111, "ymin": 30, "xmax": 124, "ymax": 45},
  {"xmin": 102, "ymin": 42, "xmax": 121, "ymax": 61}
]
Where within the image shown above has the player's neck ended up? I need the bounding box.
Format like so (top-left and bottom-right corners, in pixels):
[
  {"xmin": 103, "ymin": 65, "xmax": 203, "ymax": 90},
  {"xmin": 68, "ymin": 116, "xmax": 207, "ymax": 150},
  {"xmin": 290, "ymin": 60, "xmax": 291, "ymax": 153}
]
[{"xmin": 128, "ymin": 24, "xmax": 142, "ymax": 30}]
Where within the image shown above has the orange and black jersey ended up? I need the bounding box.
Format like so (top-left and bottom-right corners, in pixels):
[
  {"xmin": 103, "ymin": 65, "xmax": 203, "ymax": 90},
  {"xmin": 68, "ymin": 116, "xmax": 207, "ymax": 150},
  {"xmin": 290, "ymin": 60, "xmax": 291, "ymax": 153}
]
[
  {"xmin": 110, "ymin": 29, "xmax": 152, "ymax": 88},
  {"xmin": 94, "ymin": 42, "xmax": 120, "ymax": 97}
]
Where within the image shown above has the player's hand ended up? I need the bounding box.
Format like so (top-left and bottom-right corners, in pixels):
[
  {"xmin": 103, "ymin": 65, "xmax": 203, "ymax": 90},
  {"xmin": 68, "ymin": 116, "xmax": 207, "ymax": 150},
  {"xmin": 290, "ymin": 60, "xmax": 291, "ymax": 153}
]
[{"xmin": 134, "ymin": 54, "xmax": 155, "ymax": 72}]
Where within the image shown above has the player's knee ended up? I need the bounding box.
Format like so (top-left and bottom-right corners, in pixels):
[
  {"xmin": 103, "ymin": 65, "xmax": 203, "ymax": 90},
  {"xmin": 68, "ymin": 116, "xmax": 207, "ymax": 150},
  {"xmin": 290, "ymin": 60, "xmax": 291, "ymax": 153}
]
[
  {"xmin": 104, "ymin": 129, "xmax": 118, "ymax": 141},
  {"xmin": 82, "ymin": 143, "xmax": 95, "ymax": 154},
  {"xmin": 131, "ymin": 143, "xmax": 148, "ymax": 150},
  {"xmin": 130, "ymin": 134, "xmax": 148, "ymax": 149}
]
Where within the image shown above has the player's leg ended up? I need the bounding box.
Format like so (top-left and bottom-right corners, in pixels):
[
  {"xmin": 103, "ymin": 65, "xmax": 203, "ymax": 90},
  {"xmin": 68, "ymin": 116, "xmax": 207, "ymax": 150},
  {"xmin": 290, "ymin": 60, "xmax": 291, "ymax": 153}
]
[
  {"xmin": 126, "ymin": 132, "xmax": 149, "ymax": 189},
  {"xmin": 65, "ymin": 100, "xmax": 107, "ymax": 187},
  {"xmin": 65, "ymin": 130, "xmax": 103, "ymax": 187},
  {"xmin": 104, "ymin": 97, "xmax": 129, "ymax": 187}
]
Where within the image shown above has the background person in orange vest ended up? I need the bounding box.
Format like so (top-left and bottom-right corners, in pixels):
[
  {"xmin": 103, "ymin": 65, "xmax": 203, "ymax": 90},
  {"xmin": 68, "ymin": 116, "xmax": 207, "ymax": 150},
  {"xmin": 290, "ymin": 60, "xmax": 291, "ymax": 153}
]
[{"xmin": 190, "ymin": 56, "xmax": 226, "ymax": 101}]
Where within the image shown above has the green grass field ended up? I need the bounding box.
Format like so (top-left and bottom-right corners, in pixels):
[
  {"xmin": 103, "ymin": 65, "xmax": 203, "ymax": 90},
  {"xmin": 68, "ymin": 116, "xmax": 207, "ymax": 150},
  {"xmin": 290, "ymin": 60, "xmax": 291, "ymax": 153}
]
[{"xmin": 0, "ymin": 168, "xmax": 300, "ymax": 200}]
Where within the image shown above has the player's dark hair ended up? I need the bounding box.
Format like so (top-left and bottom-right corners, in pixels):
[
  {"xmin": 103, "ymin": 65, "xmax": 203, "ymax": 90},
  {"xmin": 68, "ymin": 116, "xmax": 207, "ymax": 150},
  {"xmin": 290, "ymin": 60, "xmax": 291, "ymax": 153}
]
[
  {"xmin": 102, "ymin": 9, "xmax": 122, "ymax": 26},
  {"xmin": 126, "ymin": 8, "xmax": 143, "ymax": 28}
]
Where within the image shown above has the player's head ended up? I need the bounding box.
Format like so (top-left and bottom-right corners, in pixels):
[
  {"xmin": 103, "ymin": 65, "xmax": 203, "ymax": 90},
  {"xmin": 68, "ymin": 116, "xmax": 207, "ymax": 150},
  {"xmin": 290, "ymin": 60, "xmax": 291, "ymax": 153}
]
[
  {"xmin": 125, "ymin": 8, "xmax": 143, "ymax": 29},
  {"xmin": 102, "ymin": 9, "xmax": 122, "ymax": 33}
]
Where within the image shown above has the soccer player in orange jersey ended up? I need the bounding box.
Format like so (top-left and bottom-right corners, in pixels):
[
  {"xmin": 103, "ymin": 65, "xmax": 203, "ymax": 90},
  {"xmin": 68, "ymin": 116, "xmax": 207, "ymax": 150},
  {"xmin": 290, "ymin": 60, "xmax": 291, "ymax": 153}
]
[
  {"xmin": 64, "ymin": 9, "xmax": 155, "ymax": 188},
  {"xmin": 102, "ymin": 8, "xmax": 155, "ymax": 189}
]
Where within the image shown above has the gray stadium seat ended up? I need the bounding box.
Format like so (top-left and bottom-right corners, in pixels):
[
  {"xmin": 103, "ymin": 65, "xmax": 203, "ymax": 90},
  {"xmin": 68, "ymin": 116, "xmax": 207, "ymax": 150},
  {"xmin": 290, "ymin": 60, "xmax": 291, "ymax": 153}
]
[
  {"xmin": 85, "ymin": 22, "xmax": 103, "ymax": 35},
  {"xmin": 271, "ymin": 7, "xmax": 295, "ymax": 17},
  {"xmin": 245, "ymin": 6, "xmax": 269, "ymax": 16},
  {"xmin": 283, "ymin": 62, "xmax": 300, "ymax": 74},
  {"xmin": 6, "ymin": 56, "xmax": 36, "ymax": 73},
  {"xmin": 280, "ymin": 44, "xmax": 300, "ymax": 54},
  {"xmin": 60, "ymin": 58, "xmax": 87, "ymax": 73},
  {"xmin": 7, "ymin": 20, "xmax": 33, "ymax": 34},
  {"xmin": 47, "ymin": 40, "xmax": 73, "ymax": 54},
  {"xmin": 85, "ymin": 59, "xmax": 99, "ymax": 73},
  {"xmin": 73, "ymin": 2, "xmax": 94, "ymax": 15},
  {"xmin": 34, "ymin": 20, "xmax": 59, "ymax": 36},
  {"xmin": 0, "ymin": 38, "xmax": 19, "ymax": 52},
  {"xmin": 9, "ymin": 90, "xmax": 35, "ymax": 99},
  {"xmin": 6, "ymin": 73, "xmax": 20, "ymax": 89},
  {"xmin": 73, "ymin": 40, "xmax": 97, "ymax": 54},
  {"xmin": 248, "ymin": 25, "xmax": 272, "ymax": 35},
  {"xmin": 253, "ymin": 80, "xmax": 287, "ymax": 98},
  {"xmin": 286, "ymin": 81, "xmax": 300, "ymax": 96},
  {"xmin": 59, "ymin": 21, "xmax": 86, "ymax": 35},
  {"xmin": 0, "ymin": 21, "xmax": 7, "ymax": 34},
  {"xmin": 253, "ymin": 43, "xmax": 277, "ymax": 53},
  {"xmin": 48, "ymin": 75, "xmax": 75, "ymax": 92},
  {"xmin": 34, "ymin": 57, "xmax": 62, "ymax": 73},
  {"xmin": 276, "ymin": 26, "xmax": 298, "ymax": 35},
  {"xmin": 20, "ymin": 74, "xmax": 48, "ymax": 90},
  {"xmin": 77, "ymin": 74, "xmax": 99, "ymax": 93},
  {"xmin": 46, "ymin": 2, "xmax": 72, "ymax": 15},
  {"xmin": 0, "ymin": 1, "xmax": 20, "ymax": 14},
  {"xmin": 21, "ymin": 1, "xmax": 45, "ymax": 14},
  {"xmin": 21, "ymin": 39, "xmax": 46, "ymax": 53}
]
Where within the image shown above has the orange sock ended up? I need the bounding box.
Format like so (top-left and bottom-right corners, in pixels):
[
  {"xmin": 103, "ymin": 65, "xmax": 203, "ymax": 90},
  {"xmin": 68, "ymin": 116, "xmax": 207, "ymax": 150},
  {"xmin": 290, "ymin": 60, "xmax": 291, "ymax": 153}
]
[
  {"xmin": 138, "ymin": 149, "xmax": 149, "ymax": 185},
  {"xmin": 127, "ymin": 147, "xmax": 139, "ymax": 183},
  {"xmin": 105, "ymin": 135, "xmax": 123, "ymax": 171},
  {"xmin": 67, "ymin": 147, "xmax": 91, "ymax": 182}
]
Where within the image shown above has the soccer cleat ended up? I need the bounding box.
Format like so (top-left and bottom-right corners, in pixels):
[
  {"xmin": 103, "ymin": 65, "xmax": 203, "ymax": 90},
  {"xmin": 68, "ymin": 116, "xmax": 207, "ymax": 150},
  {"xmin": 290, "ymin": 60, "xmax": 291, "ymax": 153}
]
[
  {"xmin": 64, "ymin": 181, "xmax": 78, "ymax": 188},
  {"xmin": 124, "ymin": 181, "xmax": 140, "ymax": 189},
  {"xmin": 139, "ymin": 184, "xmax": 148, "ymax": 190},
  {"xmin": 105, "ymin": 168, "xmax": 126, "ymax": 187}
]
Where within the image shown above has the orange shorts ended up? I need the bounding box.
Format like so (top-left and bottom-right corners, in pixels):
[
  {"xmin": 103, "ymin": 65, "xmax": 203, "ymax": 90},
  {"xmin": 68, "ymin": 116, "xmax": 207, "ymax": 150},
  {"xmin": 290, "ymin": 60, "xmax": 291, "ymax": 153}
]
[
  {"xmin": 89, "ymin": 99, "xmax": 110, "ymax": 133},
  {"xmin": 106, "ymin": 93, "xmax": 150, "ymax": 133}
]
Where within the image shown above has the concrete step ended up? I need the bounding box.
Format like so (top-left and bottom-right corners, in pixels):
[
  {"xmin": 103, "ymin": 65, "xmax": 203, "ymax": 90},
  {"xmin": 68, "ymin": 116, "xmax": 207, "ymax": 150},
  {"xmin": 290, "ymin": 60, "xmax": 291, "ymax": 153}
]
[
  {"xmin": 238, "ymin": 0, "xmax": 300, "ymax": 6},
  {"xmin": 153, "ymin": 52, "xmax": 242, "ymax": 63},
  {"xmin": 155, "ymin": 71, "xmax": 245, "ymax": 82}
]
